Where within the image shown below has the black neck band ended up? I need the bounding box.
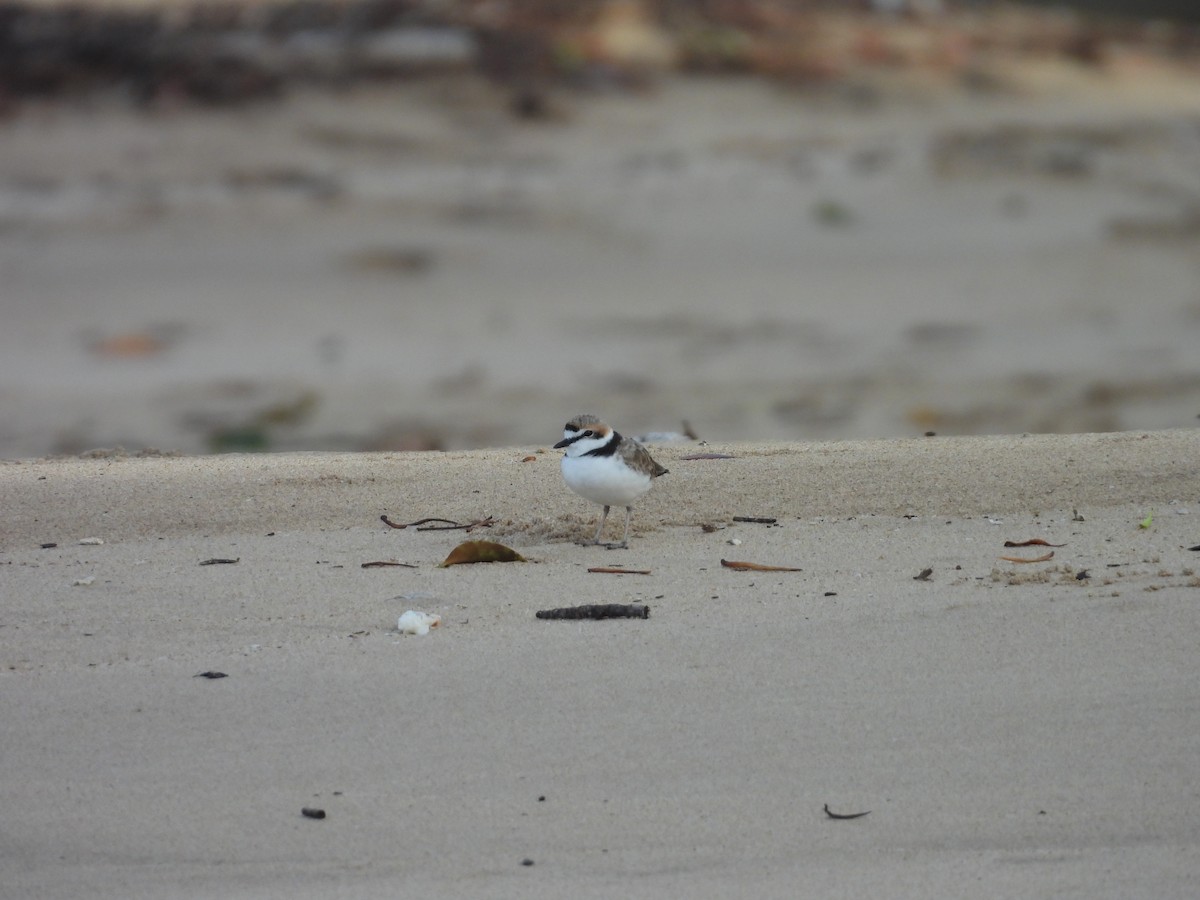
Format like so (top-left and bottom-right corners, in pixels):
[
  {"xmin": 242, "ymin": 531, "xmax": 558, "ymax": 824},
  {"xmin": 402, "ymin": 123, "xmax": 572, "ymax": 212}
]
[{"xmin": 584, "ymin": 431, "xmax": 621, "ymax": 457}]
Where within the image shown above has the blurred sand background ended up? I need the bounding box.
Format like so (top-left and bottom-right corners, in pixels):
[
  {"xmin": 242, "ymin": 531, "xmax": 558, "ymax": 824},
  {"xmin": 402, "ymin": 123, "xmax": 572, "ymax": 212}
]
[{"xmin": 2, "ymin": 0, "xmax": 1200, "ymax": 457}]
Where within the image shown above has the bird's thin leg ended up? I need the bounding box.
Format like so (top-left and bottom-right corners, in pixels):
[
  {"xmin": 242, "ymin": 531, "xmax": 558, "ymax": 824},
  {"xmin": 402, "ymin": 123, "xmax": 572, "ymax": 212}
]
[
  {"xmin": 585, "ymin": 505, "xmax": 610, "ymax": 545},
  {"xmin": 606, "ymin": 506, "xmax": 633, "ymax": 550}
]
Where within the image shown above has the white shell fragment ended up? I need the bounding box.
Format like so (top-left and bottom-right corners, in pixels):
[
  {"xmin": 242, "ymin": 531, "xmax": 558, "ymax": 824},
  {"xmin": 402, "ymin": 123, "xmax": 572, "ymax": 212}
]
[
  {"xmin": 397, "ymin": 610, "xmax": 442, "ymax": 636},
  {"xmin": 78, "ymin": 537, "xmax": 105, "ymax": 545},
  {"xmin": 73, "ymin": 576, "xmax": 96, "ymax": 586}
]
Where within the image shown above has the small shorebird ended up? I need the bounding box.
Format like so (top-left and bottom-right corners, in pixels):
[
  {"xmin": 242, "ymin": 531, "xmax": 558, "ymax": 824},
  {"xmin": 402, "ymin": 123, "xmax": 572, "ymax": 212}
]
[{"xmin": 553, "ymin": 414, "xmax": 668, "ymax": 549}]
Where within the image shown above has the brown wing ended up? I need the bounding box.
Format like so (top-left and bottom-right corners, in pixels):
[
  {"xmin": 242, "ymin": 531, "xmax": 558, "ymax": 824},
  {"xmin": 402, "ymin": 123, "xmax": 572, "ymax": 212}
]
[{"xmin": 621, "ymin": 439, "xmax": 669, "ymax": 478}]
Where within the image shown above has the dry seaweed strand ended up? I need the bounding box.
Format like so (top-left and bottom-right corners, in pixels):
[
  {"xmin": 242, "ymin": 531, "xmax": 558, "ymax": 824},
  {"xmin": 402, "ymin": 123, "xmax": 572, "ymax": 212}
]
[
  {"xmin": 1003, "ymin": 539, "xmax": 1066, "ymax": 547},
  {"xmin": 199, "ymin": 557, "xmax": 239, "ymax": 565},
  {"xmin": 382, "ymin": 515, "xmax": 449, "ymax": 529},
  {"xmin": 720, "ymin": 559, "xmax": 803, "ymax": 572},
  {"xmin": 361, "ymin": 560, "xmax": 418, "ymax": 568},
  {"xmin": 430, "ymin": 516, "xmax": 496, "ymax": 532},
  {"xmin": 587, "ymin": 566, "xmax": 652, "ymax": 575},
  {"xmin": 381, "ymin": 515, "xmax": 495, "ymax": 532},
  {"xmin": 536, "ymin": 604, "xmax": 650, "ymax": 620}
]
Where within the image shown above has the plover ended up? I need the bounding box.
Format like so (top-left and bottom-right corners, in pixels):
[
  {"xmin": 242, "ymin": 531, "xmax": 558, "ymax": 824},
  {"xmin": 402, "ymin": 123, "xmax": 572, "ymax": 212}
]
[{"xmin": 553, "ymin": 414, "xmax": 668, "ymax": 549}]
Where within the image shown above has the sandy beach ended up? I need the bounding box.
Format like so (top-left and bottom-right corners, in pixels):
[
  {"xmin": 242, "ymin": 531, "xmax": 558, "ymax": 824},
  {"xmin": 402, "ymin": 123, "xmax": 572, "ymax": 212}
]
[
  {"xmin": 2, "ymin": 431, "xmax": 1199, "ymax": 897},
  {"xmin": 3, "ymin": 3, "xmax": 1200, "ymax": 894}
]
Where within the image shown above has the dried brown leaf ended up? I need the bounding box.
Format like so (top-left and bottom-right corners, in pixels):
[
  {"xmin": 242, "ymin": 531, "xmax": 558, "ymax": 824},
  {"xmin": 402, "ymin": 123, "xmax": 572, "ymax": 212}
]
[
  {"xmin": 92, "ymin": 332, "xmax": 169, "ymax": 358},
  {"xmin": 439, "ymin": 540, "xmax": 526, "ymax": 567}
]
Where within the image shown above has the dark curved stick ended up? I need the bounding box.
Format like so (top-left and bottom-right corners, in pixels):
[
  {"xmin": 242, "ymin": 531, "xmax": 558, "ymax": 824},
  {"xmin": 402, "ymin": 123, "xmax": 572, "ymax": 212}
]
[
  {"xmin": 823, "ymin": 803, "xmax": 870, "ymax": 820},
  {"xmin": 536, "ymin": 604, "xmax": 650, "ymax": 620}
]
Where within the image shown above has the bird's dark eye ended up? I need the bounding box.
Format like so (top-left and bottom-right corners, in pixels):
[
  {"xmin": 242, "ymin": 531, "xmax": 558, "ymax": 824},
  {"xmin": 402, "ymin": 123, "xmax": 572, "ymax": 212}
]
[{"xmin": 582, "ymin": 430, "xmax": 594, "ymax": 437}]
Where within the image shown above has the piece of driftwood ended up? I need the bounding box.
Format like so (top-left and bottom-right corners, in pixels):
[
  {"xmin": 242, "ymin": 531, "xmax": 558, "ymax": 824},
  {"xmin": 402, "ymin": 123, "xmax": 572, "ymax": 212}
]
[
  {"xmin": 720, "ymin": 559, "xmax": 802, "ymax": 572},
  {"xmin": 536, "ymin": 604, "xmax": 650, "ymax": 620}
]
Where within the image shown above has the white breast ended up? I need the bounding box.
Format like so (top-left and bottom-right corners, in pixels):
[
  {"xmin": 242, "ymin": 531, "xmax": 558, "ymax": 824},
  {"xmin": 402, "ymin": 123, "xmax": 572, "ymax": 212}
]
[{"xmin": 561, "ymin": 453, "xmax": 653, "ymax": 506}]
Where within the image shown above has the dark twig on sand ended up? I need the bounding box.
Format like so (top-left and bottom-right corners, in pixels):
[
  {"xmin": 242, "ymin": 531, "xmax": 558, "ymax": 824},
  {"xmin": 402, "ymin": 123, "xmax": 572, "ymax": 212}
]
[
  {"xmin": 536, "ymin": 604, "xmax": 650, "ymax": 620},
  {"xmin": 823, "ymin": 804, "xmax": 870, "ymax": 820}
]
